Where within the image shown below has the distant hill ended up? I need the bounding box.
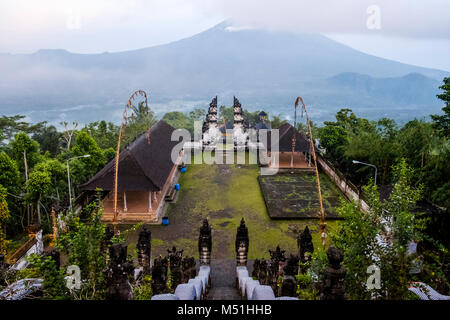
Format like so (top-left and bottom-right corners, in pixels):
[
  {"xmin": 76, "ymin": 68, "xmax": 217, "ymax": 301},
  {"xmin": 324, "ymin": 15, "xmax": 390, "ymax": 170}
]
[{"xmin": 0, "ymin": 21, "xmax": 448, "ymax": 125}]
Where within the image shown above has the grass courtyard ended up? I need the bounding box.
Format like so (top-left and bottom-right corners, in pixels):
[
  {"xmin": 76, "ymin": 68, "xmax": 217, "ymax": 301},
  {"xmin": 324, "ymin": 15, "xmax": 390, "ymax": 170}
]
[{"xmin": 125, "ymin": 155, "xmax": 341, "ymax": 260}]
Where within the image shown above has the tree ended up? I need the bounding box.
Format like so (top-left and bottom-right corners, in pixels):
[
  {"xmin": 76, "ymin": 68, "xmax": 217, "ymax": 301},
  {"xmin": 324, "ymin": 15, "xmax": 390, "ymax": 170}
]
[
  {"xmin": 123, "ymin": 101, "xmax": 157, "ymax": 145},
  {"xmin": 333, "ymin": 159, "xmax": 425, "ymax": 299},
  {"xmin": 26, "ymin": 170, "xmax": 51, "ymax": 225},
  {"xmin": 0, "ymin": 152, "xmax": 20, "ymax": 193},
  {"xmin": 162, "ymin": 111, "xmax": 191, "ymax": 131},
  {"xmin": 60, "ymin": 122, "xmax": 78, "ymax": 151},
  {"xmin": 33, "ymin": 125, "xmax": 62, "ymax": 156},
  {"xmin": 34, "ymin": 159, "xmax": 67, "ymax": 205},
  {"xmin": 83, "ymin": 121, "xmax": 119, "ymax": 150},
  {"xmin": 219, "ymin": 105, "xmax": 234, "ymax": 124},
  {"xmin": 56, "ymin": 202, "xmax": 107, "ymax": 299},
  {"xmin": 71, "ymin": 131, "xmax": 105, "ymax": 181},
  {"xmin": 0, "ymin": 185, "xmax": 10, "ymax": 254},
  {"xmin": 10, "ymin": 132, "xmax": 41, "ymax": 176},
  {"xmin": 269, "ymin": 114, "xmax": 287, "ymax": 129},
  {"xmin": 0, "ymin": 115, "xmax": 45, "ymax": 146},
  {"xmin": 431, "ymin": 77, "xmax": 450, "ymax": 137}
]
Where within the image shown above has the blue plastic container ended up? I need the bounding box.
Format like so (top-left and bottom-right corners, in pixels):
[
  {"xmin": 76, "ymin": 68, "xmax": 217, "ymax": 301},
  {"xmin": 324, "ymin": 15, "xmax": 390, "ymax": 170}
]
[
  {"xmin": 162, "ymin": 216, "xmax": 169, "ymax": 225},
  {"xmin": 174, "ymin": 184, "xmax": 180, "ymax": 190}
]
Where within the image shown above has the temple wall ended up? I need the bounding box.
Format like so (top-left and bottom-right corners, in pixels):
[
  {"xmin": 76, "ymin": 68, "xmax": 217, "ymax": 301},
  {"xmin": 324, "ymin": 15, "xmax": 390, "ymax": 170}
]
[
  {"xmin": 317, "ymin": 155, "xmax": 370, "ymax": 213},
  {"xmin": 154, "ymin": 150, "xmax": 184, "ymax": 222}
]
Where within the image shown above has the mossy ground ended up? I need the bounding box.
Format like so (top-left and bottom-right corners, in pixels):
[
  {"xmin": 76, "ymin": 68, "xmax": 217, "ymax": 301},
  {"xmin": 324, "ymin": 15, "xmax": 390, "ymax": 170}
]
[
  {"xmin": 259, "ymin": 171, "xmax": 343, "ymax": 219},
  {"xmin": 124, "ymin": 153, "xmax": 340, "ymax": 260}
]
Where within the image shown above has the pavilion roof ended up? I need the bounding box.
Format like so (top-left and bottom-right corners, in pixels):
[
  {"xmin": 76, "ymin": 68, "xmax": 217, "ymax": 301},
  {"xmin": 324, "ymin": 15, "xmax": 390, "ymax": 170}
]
[
  {"xmin": 263, "ymin": 122, "xmax": 310, "ymax": 153},
  {"xmin": 80, "ymin": 120, "xmax": 178, "ymax": 192}
]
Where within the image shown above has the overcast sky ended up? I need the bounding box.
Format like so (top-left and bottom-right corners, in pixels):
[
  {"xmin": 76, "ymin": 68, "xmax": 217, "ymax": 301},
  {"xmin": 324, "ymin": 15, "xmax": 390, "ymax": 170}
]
[{"xmin": 1, "ymin": 0, "xmax": 449, "ymax": 71}]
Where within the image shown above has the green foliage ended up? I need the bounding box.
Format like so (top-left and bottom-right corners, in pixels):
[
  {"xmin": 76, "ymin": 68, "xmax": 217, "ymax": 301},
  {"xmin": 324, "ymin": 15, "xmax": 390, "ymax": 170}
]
[
  {"xmin": 10, "ymin": 132, "xmax": 41, "ymax": 173},
  {"xmin": 333, "ymin": 159, "xmax": 425, "ymax": 299},
  {"xmin": 32, "ymin": 125, "xmax": 63, "ymax": 156},
  {"xmin": 0, "ymin": 115, "xmax": 45, "ymax": 146},
  {"xmin": 56, "ymin": 202, "xmax": 107, "ymax": 300},
  {"xmin": 0, "ymin": 184, "xmax": 10, "ymax": 254},
  {"xmin": 82, "ymin": 121, "xmax": 119, "ymax": 150},
  {"xmin": 133, "ymin": 275, "xmax": 153, "ymax": 300},
  {"xmin": 219, "ymin": 105, "xmax": 234, "ymax": 124},
  {"xmin": 0, "ymin": 152, "xmax": 20, "ymax": 193},
  {"xmin": 70, "ymin": 131, "xmax": 105, "ymax": 182},
  {"xmin": 123, "ymin": 101, "xmax": 157, "ymax": 145},
  {"xmin": 19, "ymin": 254, "xmax": 70, "ymax": 300},
  {"xmin": 269, "ymin": 114, "xmax": 288, "ymax": 129},
  {"xmin": 26, "ymin": 170, "xmax": 52, "ymax": 204},
  {"xmin": 431, "ymin": 77, "xmax": 450, "ymax": 137}
]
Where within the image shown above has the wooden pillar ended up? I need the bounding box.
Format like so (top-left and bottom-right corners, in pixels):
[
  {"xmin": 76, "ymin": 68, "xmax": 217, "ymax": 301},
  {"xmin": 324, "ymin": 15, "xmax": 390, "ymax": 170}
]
[
  {"xmin": 153, "ymin": 192, "xmax": 157, "ymax": 201},
  {"xmin": 148, "ymin": 191, "xmax": 152, "ymax": 212},
  {"xmin": 123, "ymin": 192, "xmax": 127, "ymax": 212}
]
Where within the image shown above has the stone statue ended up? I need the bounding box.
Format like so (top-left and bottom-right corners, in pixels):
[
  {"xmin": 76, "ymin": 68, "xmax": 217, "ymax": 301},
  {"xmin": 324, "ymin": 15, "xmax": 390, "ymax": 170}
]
[
  {"xmin": 258, "ymin": 259, "xmax": 268, "ymax": 285},
  {"xmin": 252, "ymin": 259, "xmax": 260, "ymax": 278},
  {"xmin": 198, "ymin": 219, "xmax": 212, "ymax": 265},
  {"xmin": 268, "ymin": 246, "xmax": 286, "ymax": 295},
  {"xmin": 168, "ymin": 246, "xmax": 183, "ymax": 290},
  {"xmin": 182, "ymin": 257, "xmax": 196, "ymax": 283},
  {"xmin": 151, "ymin": 256, "xmax": 169, "ymax": 294},
  {"xmin": 105, "ymin": 243, "xmax": 135, "ymax": 300},
  {"xmin": 137, "ymin": 228, "xmax": 152, "ymax": 275},
  {"xmin": 281, "ymin": 255, "xmax": 300, "ymax": 297},
  {"xmin": 235, "ymin": 218, "xmax": 249, "ymax": 255},
  {"xmin": 298, "ymin": 226, "xmax": 314, "ymax": 263},
  {"xmin": 320, "ymin": 247, "xmax": 346, "ymax": 300},
  {"xmin": 236, "ymin": 242, "xmax": 248, "ymax": 266}
]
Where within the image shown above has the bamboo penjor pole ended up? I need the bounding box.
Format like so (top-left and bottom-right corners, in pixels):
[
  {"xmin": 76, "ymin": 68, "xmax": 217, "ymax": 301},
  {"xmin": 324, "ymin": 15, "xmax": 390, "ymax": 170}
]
[{"xmin": 295, "ymin": 97, "xmax": 327, "ymax": 247}]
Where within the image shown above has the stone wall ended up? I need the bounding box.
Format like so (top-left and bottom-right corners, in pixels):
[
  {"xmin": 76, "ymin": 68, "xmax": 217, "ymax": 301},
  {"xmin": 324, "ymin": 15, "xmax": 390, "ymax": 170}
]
[{"xmin": 317, "ymin": 155, "xmax": 369, "ymax": 212}]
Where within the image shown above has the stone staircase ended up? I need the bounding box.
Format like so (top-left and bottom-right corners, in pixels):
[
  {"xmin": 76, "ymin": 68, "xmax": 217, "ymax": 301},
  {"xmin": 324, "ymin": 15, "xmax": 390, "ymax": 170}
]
[{"xmin": 206, "ymin": 259, "xmax": 242, "ymax": 300}]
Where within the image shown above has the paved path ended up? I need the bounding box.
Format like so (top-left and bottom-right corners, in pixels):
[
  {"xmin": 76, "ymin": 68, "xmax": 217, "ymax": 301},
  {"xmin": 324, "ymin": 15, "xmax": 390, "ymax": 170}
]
[
  {"xmin": 206, "ymin": 259, "xmax": 255, "ymax": 300},
  {"xmin": 207, "ymin": 259, "xmax": 241, "ymax": 300}
]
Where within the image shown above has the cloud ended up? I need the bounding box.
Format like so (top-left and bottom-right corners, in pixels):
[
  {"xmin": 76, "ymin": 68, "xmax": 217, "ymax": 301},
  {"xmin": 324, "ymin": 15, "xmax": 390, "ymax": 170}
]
[
  {"xmin": 213, "ymin": 0, "xmax": 450, "ymax": 39},
  {"xmin": 0, "ymin": 0, "xmax": 448, "ymax": 54}
]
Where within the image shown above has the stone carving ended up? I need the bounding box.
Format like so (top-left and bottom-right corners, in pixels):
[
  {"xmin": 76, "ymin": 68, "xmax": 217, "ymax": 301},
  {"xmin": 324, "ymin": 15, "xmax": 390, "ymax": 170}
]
[
  {"xmin": 252, "ymin": 259, "xmax": 260, "ymax": 278},
  {"xmin": 237, "ymin": 242, "xmax": 248, "ymax": 266},
  {"xmin": 235, "ymin": 218, "xmax": 249, "ymax": 266},
  {"xmin": 320, "ymin": 247, "xmax": 346, "ymax": 300},
  {"xmin": 182, "ymin": 257, "xmax": 196, "ymax": 283},
  {"xmin": 151, "ymin": 256, "xmax": 169, "ymax": 295},
  {"xmin": 298, "ymin": 226, "xmax": 314, "ymax": 263},
  {"xmin": 281, "ymin": 255, "xmax": 300, "ymax": 297},
  {"xmin": 137, "ymin": 227, "xmax": 152, "ymax": 275},
  {"xmin": 105, "ymin": 243, "xmax": 135, "ymax": 300},
  {"xmin": 268, "ymin": 246, "xmax": 286, "ymax": 295},
  {"xmin": 198, "ymin": 219, "xmax": 212, "ymax": 265},
  {"xmin": 257, "ymin": 259, "xmax": 268, "ymax": 285},
  {"xmin": 168, "ymin": 246, "xmax": 184, "ymax": 290}
]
